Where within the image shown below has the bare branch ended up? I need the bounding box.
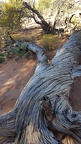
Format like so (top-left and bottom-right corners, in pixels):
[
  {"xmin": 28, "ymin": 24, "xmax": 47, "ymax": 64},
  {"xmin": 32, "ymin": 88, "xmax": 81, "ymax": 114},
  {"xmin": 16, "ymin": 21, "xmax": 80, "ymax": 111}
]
[
  {"xmin": 23, "ymin": 2, "xmax": 52, "ymax": 33},
  {"xmin": 69, "ymin": 14, "xmax": 75, "ymax": 23},
  {"xmin": 23, "ymin": 2, "xmax": 45, "ymax": 21},
  {"xmin": 27, "ymin": 42, "xmax": 48, "ymax": 72}
]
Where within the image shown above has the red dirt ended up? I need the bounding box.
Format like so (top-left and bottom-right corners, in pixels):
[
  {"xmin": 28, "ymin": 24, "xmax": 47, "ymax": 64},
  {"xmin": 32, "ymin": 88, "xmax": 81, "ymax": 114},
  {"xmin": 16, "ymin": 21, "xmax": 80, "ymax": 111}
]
[
  {"xmin": 69, "ymin": 77, "xmax": 81, "ymax": 111},
  {"xmin": 0, "ymin": 58, "xmax": 37, "ymax": 115}
]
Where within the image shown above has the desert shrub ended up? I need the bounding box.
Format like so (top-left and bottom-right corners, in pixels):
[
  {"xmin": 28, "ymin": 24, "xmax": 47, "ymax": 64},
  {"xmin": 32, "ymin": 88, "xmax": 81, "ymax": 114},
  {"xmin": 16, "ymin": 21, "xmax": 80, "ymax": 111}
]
[
  {"xmin": 0, "ymin": 41, "xmax": 33, "ymax": 63},
  {"xmin": 71, "ymin": 17, "xmax": 78, "ymax": 25},
  {"xmin": 6, "ymin": 42, "xmax": 32, "ymax": 61},
  {"xmin": 12, "ymin": 33, "xmax": 30, "ymax": 42},
  {"xmin": 0, "ymin": 52, "xmax": 7, "ymax": 63},
  {"xmin": 40, "ymin": 34, "xmax": 61, "ymax": 50},
  {"xmin": 0, "ymin": 1, "xmax": 23, "ymax": 33},
  {"xmin": 0, "ymin": 40, "xmax": 1, "ymax": 47}
]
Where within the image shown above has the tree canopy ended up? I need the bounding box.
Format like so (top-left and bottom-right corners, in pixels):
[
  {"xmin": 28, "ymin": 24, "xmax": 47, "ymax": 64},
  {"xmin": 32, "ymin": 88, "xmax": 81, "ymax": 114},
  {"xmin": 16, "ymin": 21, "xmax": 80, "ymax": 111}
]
[
  {"xmin": 36, "ymin": 0, "xmax": 51, "ymax": 14},
  {"xmin": 0, "ymin": 0, "xmax": 23, "ymax": 32},
  {"xmin": 0, "ymin": 0, "xmax": 81, "ymax": 34}
]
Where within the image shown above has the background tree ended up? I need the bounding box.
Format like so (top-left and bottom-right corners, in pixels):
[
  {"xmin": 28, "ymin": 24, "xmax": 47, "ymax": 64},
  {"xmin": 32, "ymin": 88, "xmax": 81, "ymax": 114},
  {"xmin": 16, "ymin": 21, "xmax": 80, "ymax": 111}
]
[
  {"xmin": 22, "ymin": 0, "xmax": 80, "ymax": 34},
  {"xmin": 0, "ymin": 0, "xmax": 24, "ymax": 33},
  {"xmin": 0, "ymin": 0, "xmax": 81, "ymax": 35}
]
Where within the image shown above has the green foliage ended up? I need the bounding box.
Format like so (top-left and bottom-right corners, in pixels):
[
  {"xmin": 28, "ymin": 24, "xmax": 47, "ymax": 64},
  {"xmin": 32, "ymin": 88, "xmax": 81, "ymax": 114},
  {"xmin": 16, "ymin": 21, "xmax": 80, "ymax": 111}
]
[
  {"xmin": 71, "ymin": 17, "xmax": 77, "ymax": 25},
  {"xmin": 36, "ymin": 0, "xmax": 51, "ymax": 14},
  {"xmin": 50, "ymin": 0, "xmax": 75, "ymax": 13},
  {"xmin": 7, "ymin": 42, "xmax": 30, "ymax": 60},
  {"xmin": 40, "ymin": 34, "xmax": 61, "ymax": 50},
  {"xmin": 0, "ymin": 2, "xmax": 3, "ymax": 17},
  {"xmin": 0, "ymin": 41, "xmax": 32, "ymax": 63},
  {"xmin": 12, "ymin": 32, "xmax": 31, "ymax": 41},
  {"xmin": 0, "ymin": 0, "xmax": 24, "ymax": 32},
  {"xmin": 24, "ymin": 51, "xmax": 32, "ymax": 58},
  {"xmin": 0, "ymin": 52, "xmax": 7, "ymax": 63}
]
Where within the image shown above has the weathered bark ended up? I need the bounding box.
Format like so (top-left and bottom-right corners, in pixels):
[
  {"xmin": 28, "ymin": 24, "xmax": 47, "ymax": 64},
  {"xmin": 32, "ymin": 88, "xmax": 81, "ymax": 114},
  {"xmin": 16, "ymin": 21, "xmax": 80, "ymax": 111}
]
[{"xmin": 0, "ymin": 30, "xmax": 81, "ymax": 144}]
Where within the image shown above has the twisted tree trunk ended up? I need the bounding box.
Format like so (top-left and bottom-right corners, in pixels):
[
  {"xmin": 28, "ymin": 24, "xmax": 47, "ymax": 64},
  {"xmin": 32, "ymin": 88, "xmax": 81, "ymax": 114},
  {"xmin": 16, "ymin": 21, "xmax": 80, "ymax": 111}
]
[
  {"xmin": 0, "ymin": 31, "xmax": 81, "ymax": 144},
  {"xmin": 23, "ymin": 2, "xmax": 52, "ymax": 34}
]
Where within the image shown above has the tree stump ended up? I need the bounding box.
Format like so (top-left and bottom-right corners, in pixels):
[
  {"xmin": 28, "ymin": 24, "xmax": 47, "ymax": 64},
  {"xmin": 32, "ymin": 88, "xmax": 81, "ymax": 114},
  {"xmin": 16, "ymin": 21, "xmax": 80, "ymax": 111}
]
[{"xmin": 0, "ymin": 31, "xmax": 81, "ymax": 144}]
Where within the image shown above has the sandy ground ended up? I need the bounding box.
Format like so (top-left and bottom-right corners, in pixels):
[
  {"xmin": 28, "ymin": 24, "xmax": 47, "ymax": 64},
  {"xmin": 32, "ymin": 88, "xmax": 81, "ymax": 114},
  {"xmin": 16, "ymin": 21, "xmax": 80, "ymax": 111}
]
[
  {"xmin": 69, "ymin": 77, "xmax": 81, "ymax": 111},
  {"xmin": 0, "ymin": 58, "xmax": 37, "ymax": 115}
]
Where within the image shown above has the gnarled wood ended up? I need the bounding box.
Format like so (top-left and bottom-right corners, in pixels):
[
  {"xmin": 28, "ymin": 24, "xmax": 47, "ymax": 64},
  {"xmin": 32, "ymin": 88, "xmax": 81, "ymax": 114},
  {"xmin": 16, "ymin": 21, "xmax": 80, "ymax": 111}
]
[
  {"xmin": 23, "ymin": 2, "xmax": 52, "ymax": 34},
  {"xmin": 0, "ymin": 31, "xmax": 81, "ymax": 143}
]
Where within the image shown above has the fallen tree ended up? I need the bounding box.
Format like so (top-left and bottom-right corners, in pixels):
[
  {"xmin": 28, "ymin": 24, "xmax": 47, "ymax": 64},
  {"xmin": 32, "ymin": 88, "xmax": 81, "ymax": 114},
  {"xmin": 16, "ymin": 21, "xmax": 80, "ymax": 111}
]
[{"xmin": 0, "ymin": 30, "xmax": 81, "ymax": 144}]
